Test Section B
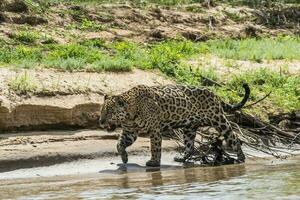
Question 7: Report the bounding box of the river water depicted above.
[0,153,299,200]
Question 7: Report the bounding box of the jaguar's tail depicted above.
[222,83,250,112]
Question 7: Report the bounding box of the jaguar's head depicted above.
[99,94,128,132]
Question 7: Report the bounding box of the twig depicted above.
[200,75,223,87]
[288,132,300,147]
[243,92,272,108]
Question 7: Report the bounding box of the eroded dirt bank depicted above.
[0,69,172,132]
[0,0,299,43]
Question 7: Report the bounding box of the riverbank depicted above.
[0,68,172,131]
[0,146,299,199]
[0,129,179,173]
[1,128,299,174]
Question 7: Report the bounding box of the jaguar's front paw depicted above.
[146,159,160,167]
[173,155,186,163]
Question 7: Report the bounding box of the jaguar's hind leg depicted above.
[212,115,245,163]
[174,128,196,163]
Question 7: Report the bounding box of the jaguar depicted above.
[99,83,250,167]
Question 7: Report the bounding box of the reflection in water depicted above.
[0,160,300,200]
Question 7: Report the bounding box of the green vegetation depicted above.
[11,31,40,44]
[89,56,133,72]
[1,36,299,115]
[207,37,300,62]
[215,69,300,117]
[1,36,300,72]
[8,71,37,95]
[0,45,42,63]
[79,19,106,31]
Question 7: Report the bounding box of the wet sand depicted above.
[0,129,178,172]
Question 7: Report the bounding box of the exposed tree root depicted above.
[170,110,300,165]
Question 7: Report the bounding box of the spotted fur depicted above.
[99,84,250,166]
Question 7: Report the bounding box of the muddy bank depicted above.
[0,129,178,173]
[0,69,172,132]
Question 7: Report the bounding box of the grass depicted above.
[0,45,42,64]
[228,68,299,110]
[79,19,106,31]
[207,36,300,62]
[214,68,300,119]
[173,66,300,116]
[44,58,87,71]
[1,36,300,71]
[1,36,298,117]
[90,56,133,72]
[11,31,40,44]
[8,71,38,95]
[1,36,299,68]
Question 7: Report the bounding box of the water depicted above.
[0,155,299,200]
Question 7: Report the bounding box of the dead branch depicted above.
[200,75,223,87]
[243,92,272,108]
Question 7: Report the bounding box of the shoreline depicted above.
[1,129,299,177]
[0,129,178,173]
